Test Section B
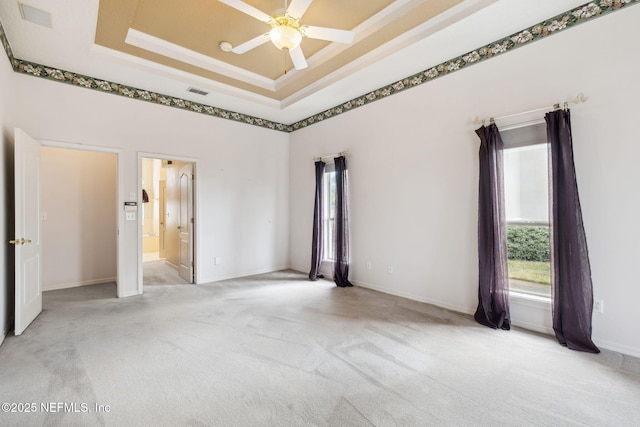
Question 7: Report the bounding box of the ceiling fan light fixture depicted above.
[220,0,354,71]
[269,14,303,51]
[269,25,302,50]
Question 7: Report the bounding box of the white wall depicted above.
[40,147,117,290]
[3,0,637,359]
[0,45,15,344]
[15,74,290,296]
[290,7,640,357]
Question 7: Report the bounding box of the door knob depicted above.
[9,238,31,245]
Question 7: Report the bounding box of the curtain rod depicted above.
[314,150,349,162]
[472,92,589,126]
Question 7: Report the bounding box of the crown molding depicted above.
[124,28,277,92]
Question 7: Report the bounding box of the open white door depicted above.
[159,180,167,259]
[12,129,42,335]
[178,163,193,283]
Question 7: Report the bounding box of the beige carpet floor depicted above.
[1,270,639,426]
[143,260,190,286]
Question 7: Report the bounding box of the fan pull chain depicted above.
[284,51,287,75]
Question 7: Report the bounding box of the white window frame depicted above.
[502,121,551,300]
[322,162,336,262]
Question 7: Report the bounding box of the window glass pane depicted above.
[504,144,549,224]
[506,225,551,298]
[323,171,336,261]
[503,131,551,298]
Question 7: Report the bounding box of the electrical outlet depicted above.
[387,265,393,274]
[593,300,604,313]
[366,261,372,270]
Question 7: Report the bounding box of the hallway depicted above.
[143,260,189,286]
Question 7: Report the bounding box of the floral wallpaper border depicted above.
[289,0,638,131]
[0,22,292,133]
[0,0,637,134]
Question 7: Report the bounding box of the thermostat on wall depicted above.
[124,201,137,211]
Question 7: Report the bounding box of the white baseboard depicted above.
[595,339,640,359]
[289,265,310,277]
[353,280,640,357]
[353,279,475,315]
[198,265,291,284]
[118,289,140,298]
[0,327,6,347]
[163,261,179,270]
[355,280,556,334]
[43,277,117,292]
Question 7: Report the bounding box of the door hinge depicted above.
[191,174,194,180]
[191,217,194,224]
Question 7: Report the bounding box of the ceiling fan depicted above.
[219,0,355,70]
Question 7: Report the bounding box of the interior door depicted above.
[178,164,193,283]
[159,180,166,259]
[12,128,42,335]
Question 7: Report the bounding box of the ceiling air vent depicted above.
[19,3,52,28]
[187,87,209,96]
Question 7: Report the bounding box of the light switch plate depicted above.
[125,212,136,221]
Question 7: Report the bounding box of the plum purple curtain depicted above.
[333,156,353,287]
[474,124,510,330]
[546,109,599,353]
[309,160,325,281]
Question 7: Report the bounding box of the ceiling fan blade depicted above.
[304,26,354,44]
[286,0,313,19]
[231,33,271,54]
[289,46,308,70]
[218,0,272,23]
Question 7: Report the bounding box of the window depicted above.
[502,123,551,298]
[322,163,336,261]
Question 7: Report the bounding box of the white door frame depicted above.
[177,162,194,283]
[41,140,125,297]
[138,152,198,294]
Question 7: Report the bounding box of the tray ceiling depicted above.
[95,0,463,100]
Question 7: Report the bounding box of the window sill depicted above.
[510,291,551,309]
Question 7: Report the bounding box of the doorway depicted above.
[13,128,122,335]
[140,156,195,287]
[41,146,118,293]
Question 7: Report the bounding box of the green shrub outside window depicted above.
[506,225,550,262]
